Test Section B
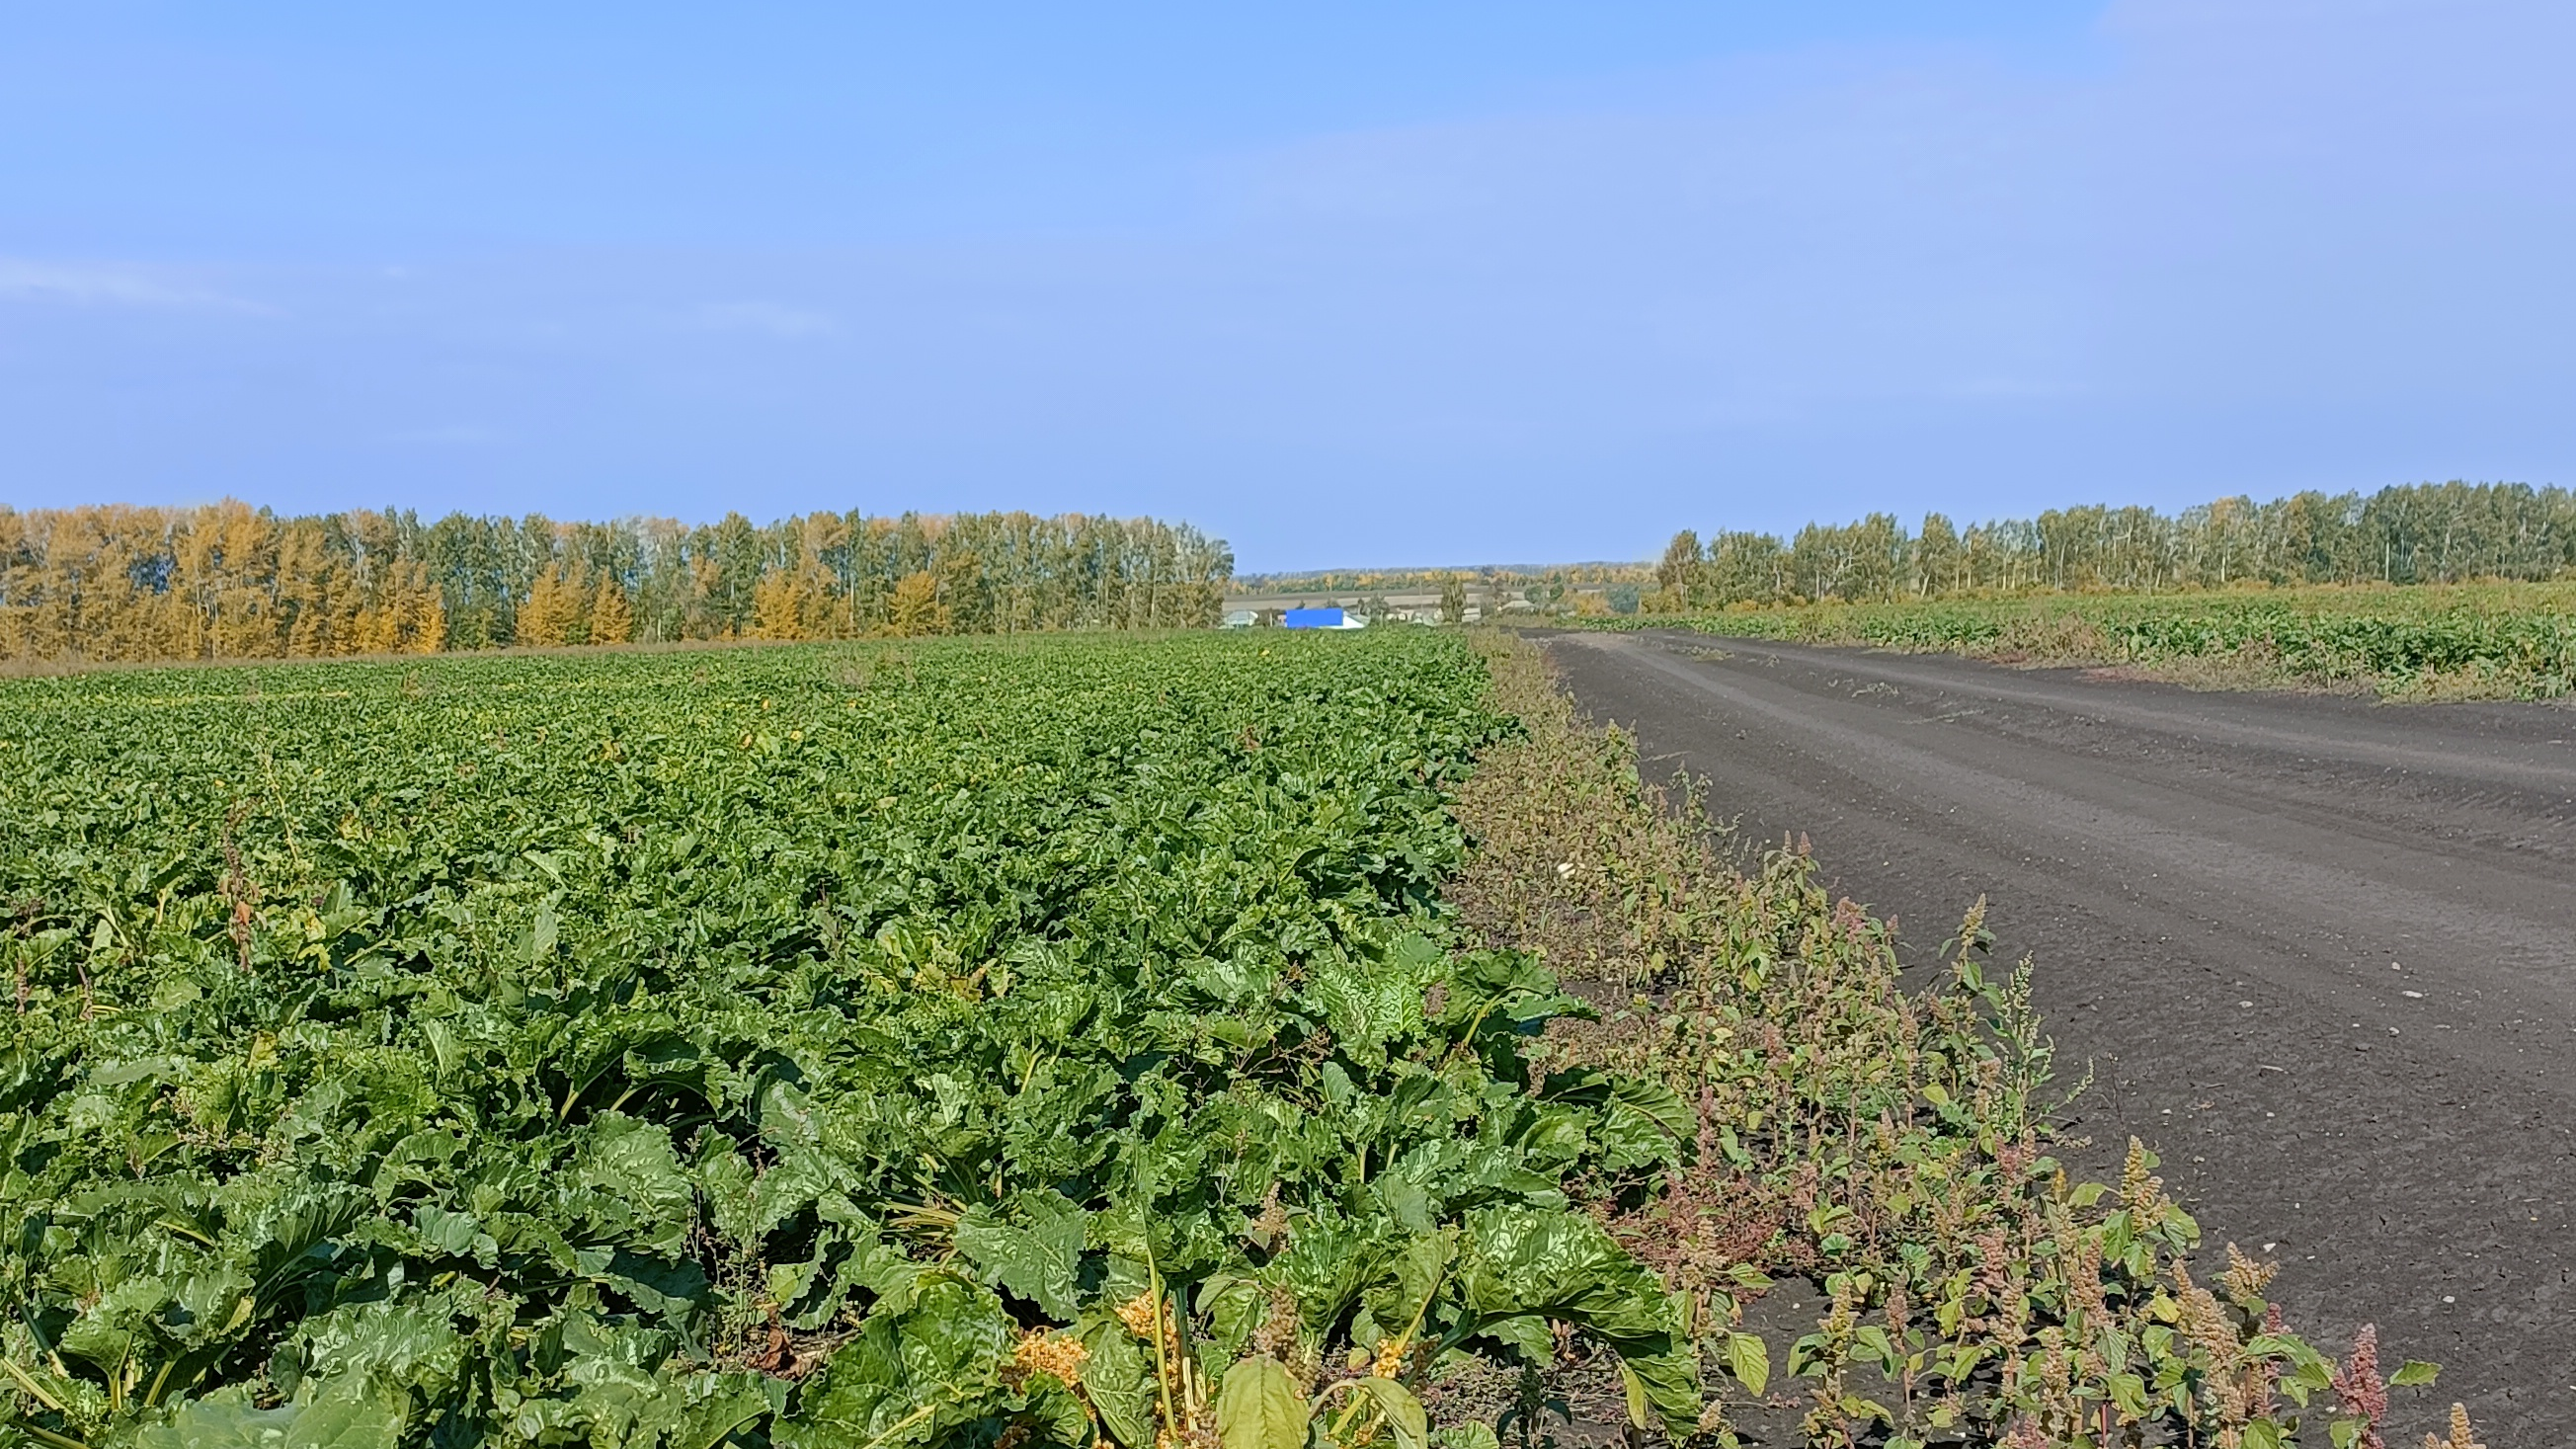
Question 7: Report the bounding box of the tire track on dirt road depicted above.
[1541,630,2576,1438]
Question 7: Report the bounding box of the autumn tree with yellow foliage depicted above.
[516,563,587,649]
[589,577,633,645]
[886,570,948,636]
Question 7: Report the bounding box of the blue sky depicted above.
[2,2,2568,571]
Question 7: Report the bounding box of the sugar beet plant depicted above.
[0,634,1698,1449]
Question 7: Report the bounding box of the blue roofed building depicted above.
[1282,606,1365,629]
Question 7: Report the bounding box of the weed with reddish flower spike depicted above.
[2333,1325,2389,1449]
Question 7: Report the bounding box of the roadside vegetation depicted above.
[0,631,2471,1447]
[1446,636,2467,1445]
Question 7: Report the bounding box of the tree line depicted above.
[0,502,1234,664]
[1655,481,2576,609]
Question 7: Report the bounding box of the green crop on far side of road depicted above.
[1578,582,2576,699]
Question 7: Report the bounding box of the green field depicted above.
[1591,583,2576,699]
[0,633,2427,1448]
[4,634,1682,1447]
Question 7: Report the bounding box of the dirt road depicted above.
[1541,630,2576,1436]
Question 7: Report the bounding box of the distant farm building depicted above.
[1282,607,1366,629]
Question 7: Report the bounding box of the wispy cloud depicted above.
[0,258,268,313]
[693,300,837,338]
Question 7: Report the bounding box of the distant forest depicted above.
[0,503,1232,665]
[1656,481,2576,609]
[1232,561,1652,595]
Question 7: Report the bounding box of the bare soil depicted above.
[1538,629,2576,1440]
